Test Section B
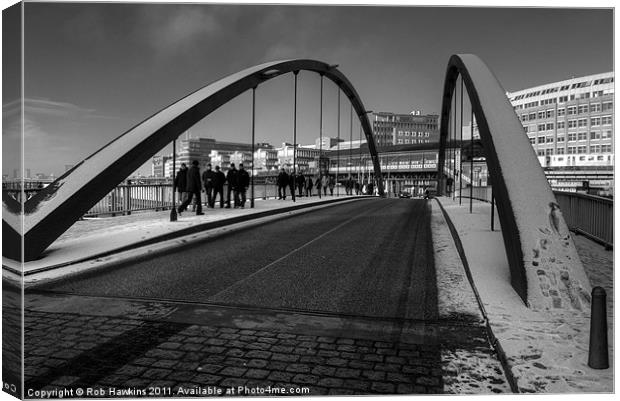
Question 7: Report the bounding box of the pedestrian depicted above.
[288,171,296,200]
[328,175,335,196]
[173,163,189,206]
[213,165,226,208]
[305,175,313,197]
[178,160,204,216]
[202,163,215,208]
[322,174,329,196]
[226,163,238,208]
[237,163,250,208]
[296,174,306,197]
[346,176,353,195]
[315,175,322,198]
[277,168,289,200]
[354,181,360,195]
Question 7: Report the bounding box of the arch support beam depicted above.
[3,59,383,262]
[438,54,591,311]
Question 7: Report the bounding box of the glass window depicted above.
[601,115,612,125]
[568,133,577,141]
[557,121,565,129]
[567,106,577,115]
[590,103,601,112]
[538,124,546,131]
[577,132,587,141]
[557,108,565,116]
[546,123,554,130]
[578,105,588,114]
[602,101,613,112]
[557,135,565,142]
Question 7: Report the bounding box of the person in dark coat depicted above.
[237,163,250,208]
[225,163,238,208]
[305,176,313,197]
[213,165,226,208]
[202,163,216,208]
[277,168,289,200]
[315,175,322,198]
[178,160,204,215]
[288,172,296,200]
[296,174,306,197]
[174,163,189,205]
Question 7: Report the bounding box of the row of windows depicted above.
[397,131,431,137]
[397,139,431,144]
[527,115,612,131]
[520,102,613,121]
[513,90,613,110]
[530,130,612,144]
[535,145,612,156]
[512,77,613,101]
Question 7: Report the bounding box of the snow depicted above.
[457,54,592,311]
[438,196,613,393]
[430,202,483,322]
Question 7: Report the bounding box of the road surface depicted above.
[38,198,437,320]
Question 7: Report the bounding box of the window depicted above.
[601,145,612,153]
[567,146,577,154]
[577,132,587,141]
[601,115,612,125]
[590,145,601,153]
[590,117,601,126]
[529,137,536,144]
[529,112,536,120]
[537,150,545,156]
[521,114,528,121]
[523,126,529,133]
[546,136,554,143]
[545,149,554,155]
[537,136,545,144]
[590,103,601,112]
[546,110,554,118]
[568,120,578,128]
[557,135,565,143]
[602,101,613,112]
[567,106,577,115]
[546,123,554,130]
[577,146,587,154]
[556,148,565,155]
[601,130,612,139]
[538,124,546,131]
[557,121,565,129]
[538,111,545,119]
[578,105,588,114]
[557,108,565,117]
[558,95,568,103]
[567,133,577,142]
[577,119,588,127]
[590,131,601,140]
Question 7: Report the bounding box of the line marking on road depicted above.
[210,200,392,299]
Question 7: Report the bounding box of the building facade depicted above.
[506,72,614,193]
[372,111,439,147]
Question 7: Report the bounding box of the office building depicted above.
[372,111,439,147]
[507,72,614,193]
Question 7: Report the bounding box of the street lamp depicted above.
[170,138,177,222]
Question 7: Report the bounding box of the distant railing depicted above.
[553,191,613,249]
[2,177,337,217]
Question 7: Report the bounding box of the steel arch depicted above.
[3,59,384,262]
[437,54,591,310]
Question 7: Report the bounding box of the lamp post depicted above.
[170,138,177,221]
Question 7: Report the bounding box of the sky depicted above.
[1,1,614,177]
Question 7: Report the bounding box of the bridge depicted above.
[3,55,613,396]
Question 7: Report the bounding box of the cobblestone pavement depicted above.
[20,295,510,397]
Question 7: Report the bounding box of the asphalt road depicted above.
[37,198,438,320]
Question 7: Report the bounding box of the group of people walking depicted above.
[174,161,249,215]
[174,162,369,217]
[276,168,338,199]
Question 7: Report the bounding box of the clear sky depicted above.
[3,1,614,177]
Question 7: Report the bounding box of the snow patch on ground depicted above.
[430,201,483,322]
[439,196,613,393]
[442,347,511,394]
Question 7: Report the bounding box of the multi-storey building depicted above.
[372,111,439,147]
[507,72,614,193]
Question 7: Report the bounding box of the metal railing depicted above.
[554,191,613,249]
[2,178,342,217]
[456,185,613,249]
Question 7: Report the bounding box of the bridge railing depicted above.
[553,191,613,249]
[456,185,613,249]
